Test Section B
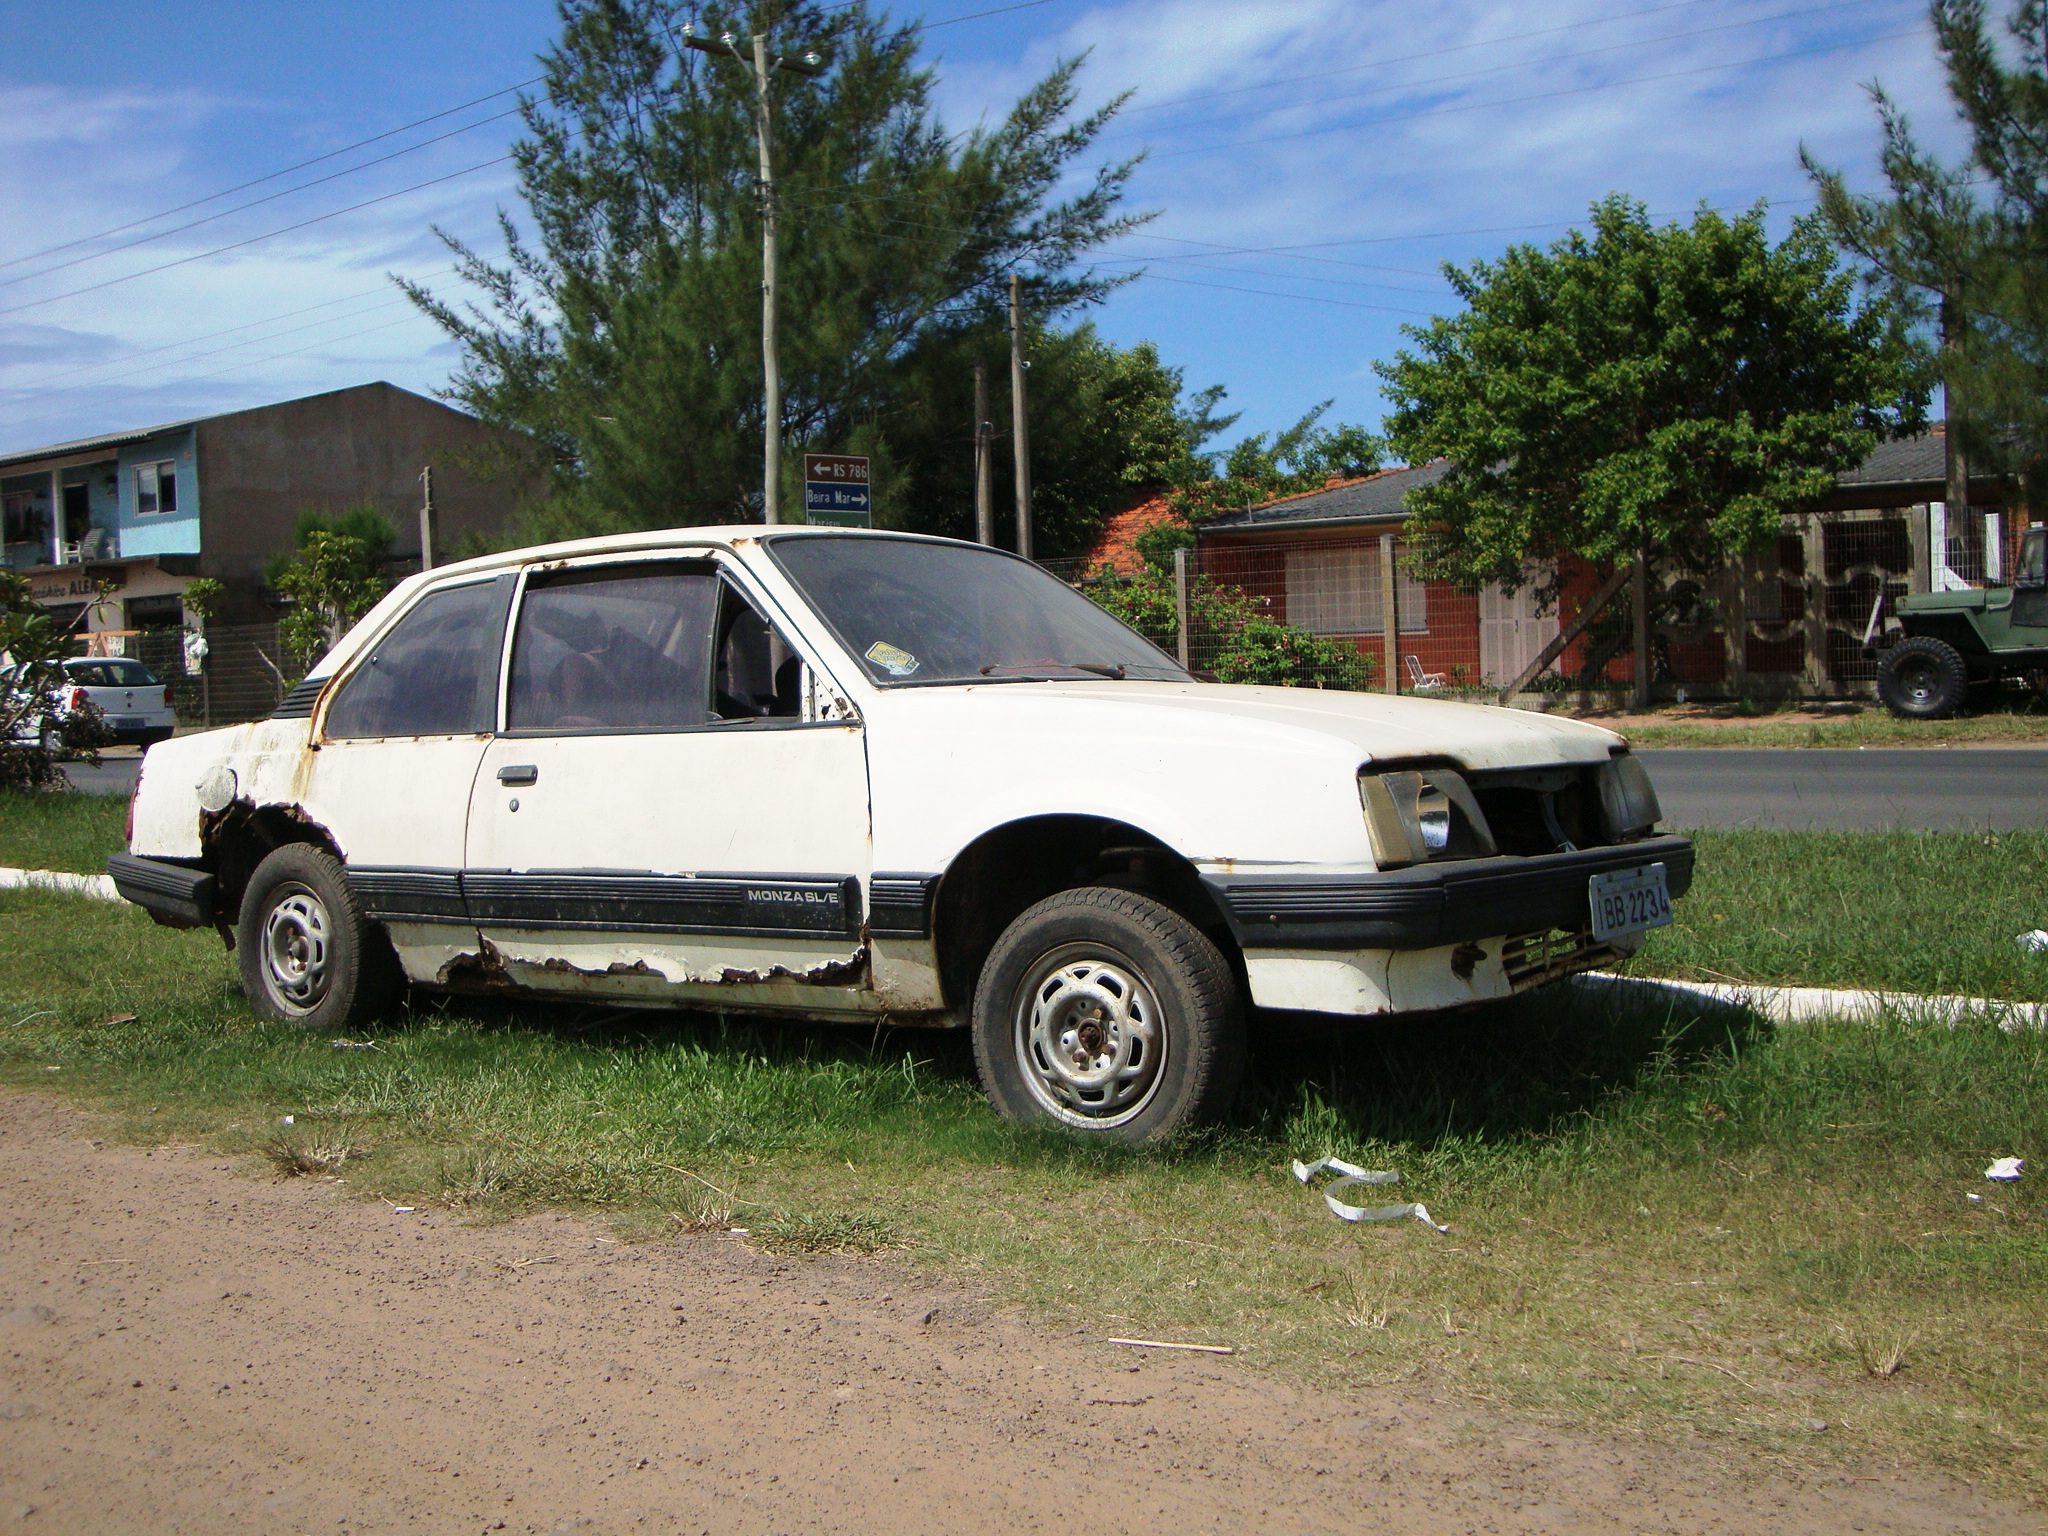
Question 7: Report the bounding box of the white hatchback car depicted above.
[111,527,1691,1140]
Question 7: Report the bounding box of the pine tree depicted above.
[1804,0,2048,498]
[401,0,1154,549]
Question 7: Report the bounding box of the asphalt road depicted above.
[55,746,2048,832]
[1640,747,2048,831]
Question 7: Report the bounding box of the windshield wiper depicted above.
[976,661,1127,680]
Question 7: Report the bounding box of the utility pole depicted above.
[417,465,436,571]
[973,358,994,546]
[680,21,822,524]
[1009,274,1033,560]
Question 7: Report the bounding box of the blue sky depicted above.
[0,0,1965,461]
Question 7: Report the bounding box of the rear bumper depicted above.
[107,852,216,929]
[1203,835,1695,952]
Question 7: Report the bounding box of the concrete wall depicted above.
[194,381,540,617]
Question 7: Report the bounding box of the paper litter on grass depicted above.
[1985,1157,2025,1182]
[1292,1156,1447,1233]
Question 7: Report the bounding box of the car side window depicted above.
[711,580,804,722]
[324,579,507,740]
[507,562,721,732]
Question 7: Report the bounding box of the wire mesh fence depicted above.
[1044,510,2042,702]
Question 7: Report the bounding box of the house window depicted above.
[1283,544,1427,634]
[135,461,178,517]
[2,487,42,546]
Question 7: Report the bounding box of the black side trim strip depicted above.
[107,853,216,929]
[346,868,470,925]
[463,871,864,939]
[1206,836,1695,951]
[868,873,939,939]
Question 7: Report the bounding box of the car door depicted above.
[463,552,876,1011]
[297,574,513,982]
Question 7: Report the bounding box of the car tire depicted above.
[971,887,1244,1143]
[1877,635,1969,719]
[236,843,398,1030]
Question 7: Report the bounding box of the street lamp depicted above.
[680,19,824,525]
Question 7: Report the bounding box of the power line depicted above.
[1132,272,1437,315]
[0,78,545,274]
[0,109,524,291]
[1120,0,1888,121]
[3,268,459,391]
[1146,26,1921,164]
[0,157,510,320]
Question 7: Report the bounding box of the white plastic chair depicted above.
[1405,654,1446,691]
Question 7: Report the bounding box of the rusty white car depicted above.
[110,527,1692,1141]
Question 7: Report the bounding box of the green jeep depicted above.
[1876,523,2048,718]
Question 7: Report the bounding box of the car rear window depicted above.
[67,659,160,687]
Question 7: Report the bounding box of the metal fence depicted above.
[1041,537,1560,699]
[1046,510,2043,703]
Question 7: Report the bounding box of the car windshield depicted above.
[769,534,1190,687]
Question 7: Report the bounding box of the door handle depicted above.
[497,764,539,786]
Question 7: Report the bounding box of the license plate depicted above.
[110,716,143,729]
[1589,863,1673,943]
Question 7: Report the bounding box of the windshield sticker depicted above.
[865,641,920,678]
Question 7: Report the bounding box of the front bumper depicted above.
[1202,834,1695,951]
[107,852,216,929]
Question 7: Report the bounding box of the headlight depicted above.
[1597,752,1662,840]
[1359,767,1495,868]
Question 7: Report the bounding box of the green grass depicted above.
[1624,829,2048,1000]
[0,788,129,874]
[2,881,2043,1501]
[1597,699,2048,749]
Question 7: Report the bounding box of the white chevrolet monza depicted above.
[112,527,1691,1141]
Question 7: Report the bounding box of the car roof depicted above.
[412,524,972,588]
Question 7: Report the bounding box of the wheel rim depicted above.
[1012,942,1166,1129]
[1898,656,1940,706]
[261,882,332,1014]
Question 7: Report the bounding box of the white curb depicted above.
[0,866,120,902]
[1578,971,2046,1032]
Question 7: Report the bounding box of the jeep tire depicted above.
[1877,635,1969,719]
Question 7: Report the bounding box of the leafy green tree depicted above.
[1376,196,1924,604]
[1167,403,1379,522]
[883,324,1237,555]
[270,507,396,668]
[403,0,1149,544]
[1803,0,2048,499]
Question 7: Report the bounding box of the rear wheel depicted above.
[971,887,1244,1143]
[1877,635,1969,719]
[236,844,397,1030]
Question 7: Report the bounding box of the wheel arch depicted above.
[200,799,347,932]
[927,813,1239,1013]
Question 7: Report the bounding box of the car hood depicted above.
[871,679,1622,770]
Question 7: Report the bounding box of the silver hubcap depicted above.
[262,884,331,1013]
[1014,945,1165,1128]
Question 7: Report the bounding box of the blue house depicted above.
[3,381,538,641]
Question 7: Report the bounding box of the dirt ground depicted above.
[0,1089,2032,1536]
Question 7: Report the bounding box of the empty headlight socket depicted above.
[1358,760,1498,868]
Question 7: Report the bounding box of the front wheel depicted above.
[236,843,397,1030]
[1877,635,1969,719]
[971,887,1244,1143]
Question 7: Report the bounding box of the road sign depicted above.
[803,452,871,527]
